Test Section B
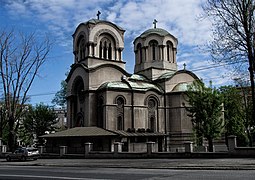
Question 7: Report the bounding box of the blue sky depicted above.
[0,0,234,105]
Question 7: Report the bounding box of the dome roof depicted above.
[140,28,171,38]
[172,82,192,92]
[98,80,163,93]
[86,19,124,31]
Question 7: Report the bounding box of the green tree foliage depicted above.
[19,104,57,146]
[52,78,67,108]
[219,86,248,146]
[185,80,224,152]
[203,0,255,124]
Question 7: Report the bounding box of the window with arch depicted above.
[99,34,115,60]
[136,43,142,64]
[108,43,112,59]
[99,41,102,58]
[116,96,125,130]
[103,41,107,59]
[166,41,173,62]
[147,97,158,132]
[75,111,84,127]
[71,77,85,127]
[97,97,104,128]
[149,40,158,61]
[77,36,86,61]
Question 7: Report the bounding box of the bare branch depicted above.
[0,28,53,151]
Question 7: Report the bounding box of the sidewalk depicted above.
[1,158,255,170]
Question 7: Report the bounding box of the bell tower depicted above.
[72,17,125,69]
[134,20,178,80]
[67,17,127,128]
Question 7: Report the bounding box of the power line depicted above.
[27,59,246,99]
[28,92,57,97]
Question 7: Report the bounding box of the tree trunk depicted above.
[8,116,16,152]
[208,138,214,152]
[197,133,203,146]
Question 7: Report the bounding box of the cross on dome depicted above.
[153,19,158,28]
[97,11,101,20]
[183,63,187,70]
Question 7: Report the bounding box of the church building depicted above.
[43,17,199,153]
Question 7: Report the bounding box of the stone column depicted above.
[147,141,155,154]
[119,49,123,61]
[0,138,2,153]
[228,135,237,153]
[184,142,193,153]
[2,145,6,153]
[173,48,177,63]
[161,45,165,61]
[114,142,123,155]
[106,47,108,60]
[89,43,93,56]
[38,146,45,154]
[59,146,67,156]
[158,46,162,61]
[85,142,93,156]
[145,47,148,62]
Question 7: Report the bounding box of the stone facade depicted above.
[64,18,199,152]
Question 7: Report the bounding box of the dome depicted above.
[98,80,163,93]
[172,82,192,92]
[139,28,171,38]
[86,19,125,31]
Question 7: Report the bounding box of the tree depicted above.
[203,0,255,125]
[185,80,224,152]
[0,29,52,151]
[219,86,248,146]
[51,79,67,108]
[19,103,57,146]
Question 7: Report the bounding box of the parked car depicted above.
[6,147,40,161]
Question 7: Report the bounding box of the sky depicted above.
[0,0,235,106]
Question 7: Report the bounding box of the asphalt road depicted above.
[1,158,255,170]
[0,166,255,180]
[1,158,255,179]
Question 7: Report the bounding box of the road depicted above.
[0,166,255,180]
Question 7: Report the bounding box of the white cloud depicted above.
[3,0,229,85]
[4,0,212,47]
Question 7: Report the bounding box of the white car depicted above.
[6,147,40,161]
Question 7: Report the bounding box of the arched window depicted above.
[99,42,102,58]
[117,116,123,130]
[72,77,85,127]
[108,43,112,59]
[103,41,107,59]
[77,38,86,61]
[166,41,173,62]
[149,40,158,61]
[76,112,84,127]
[116,96,125,130]
[136,43,142,64]
[147,97,158,132]
[98,34,115,60]
[150,116,155,132]
[97,97,104,128]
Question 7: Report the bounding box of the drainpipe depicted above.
[156,82,167,152]
[163,90,167,152]
[122,76,134,129]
